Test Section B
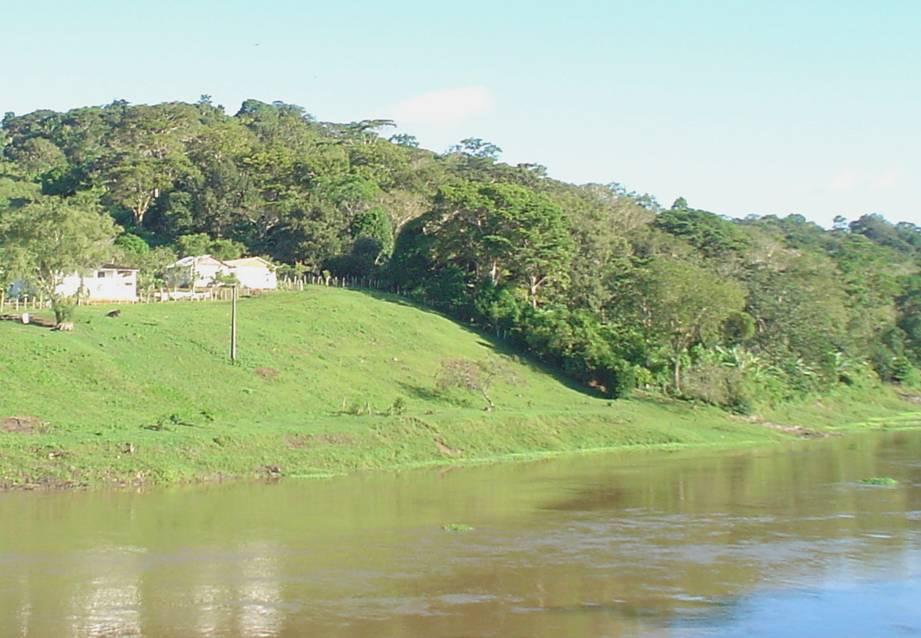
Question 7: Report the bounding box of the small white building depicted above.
[165,255,232,289]
[9,265,139,302]
[65,265,139,302]
[166,255,278,290]
[224,257,278,290]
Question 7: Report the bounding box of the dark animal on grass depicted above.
[106,309,121,318]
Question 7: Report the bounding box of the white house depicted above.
[8,265,139,302]
[166,255,278,291]
[224,257,278,290]
[165,255,232,289]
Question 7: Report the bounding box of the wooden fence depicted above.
[0,293,51,314]
[0,275,401,316]
[278,274,398,294]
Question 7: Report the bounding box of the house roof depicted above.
[171,255,230,268]
[99,264,139,272]
[224,257,276,270]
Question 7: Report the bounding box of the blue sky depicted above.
[2,0,919,225]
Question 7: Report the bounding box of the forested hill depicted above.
[1,98,920,412]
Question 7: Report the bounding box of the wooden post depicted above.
[230,285,238,363]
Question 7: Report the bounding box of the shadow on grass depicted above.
[397,382,475,408]
[355,289,610,402]
[629,389,695,413]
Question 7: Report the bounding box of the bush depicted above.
[51,298,76,325]
[435,358,504,410]
[210,238,246,261]
[114,233,150,257]
[601,360,637,399]
[723,311,755,344]
[681,362,753,414]
[892,357,921,387]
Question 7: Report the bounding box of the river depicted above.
[1,430,919,637]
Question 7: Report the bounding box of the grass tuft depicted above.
[859,476,898,486]
[442,523,475,533]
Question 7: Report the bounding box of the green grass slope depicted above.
[0,288,918,488]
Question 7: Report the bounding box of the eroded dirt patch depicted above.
[435,438,463,457]
[254,367,279,381]
[897,392,921,405]
[738,415,829,438]
[1,416,48,434]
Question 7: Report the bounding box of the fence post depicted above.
[230,285,238,363]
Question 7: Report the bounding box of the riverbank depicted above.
[1,288,919,490]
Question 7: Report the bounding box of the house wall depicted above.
[58,270,138,302]
[234,266,277,290]
[92,270,138,301]
[7,270,138,302]
[165,257,277,290]
[191,264,227,288]
[167,263,229,288]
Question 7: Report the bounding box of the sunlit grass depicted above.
[1,288,918,489]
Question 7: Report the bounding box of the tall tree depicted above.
[0,196,115,325]
[628,258,746,392]
[426,181,573,306]
[96,104,200,227]
[745,253,851,382]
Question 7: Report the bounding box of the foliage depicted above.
[746,254,851,384]
[2,99,920,407]
[423,181,573,307]
[209,238,246,261]
[175,233,245,260]
[655,199,750,258]
[436,357,507,410]
[618,258,746,392]
[859,477,898,486]
[680,362,751,414]
[0,195,115,325]
[442,523,475,533]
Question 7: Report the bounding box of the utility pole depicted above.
[230,285,238,363]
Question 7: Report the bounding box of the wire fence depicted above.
[278,274,399,294]
[1,274,401,318]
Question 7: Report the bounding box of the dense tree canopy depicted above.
[1,98,919,408]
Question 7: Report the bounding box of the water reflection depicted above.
[71,547,144,637]
[0,431,919,637]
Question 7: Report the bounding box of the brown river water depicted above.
[1,430,920,637]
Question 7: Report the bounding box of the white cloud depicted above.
[390,86,495,127]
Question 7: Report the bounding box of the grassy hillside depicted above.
[0,288,918,489]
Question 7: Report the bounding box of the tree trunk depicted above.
[673,358,681,394]
[528,274,543,309]
[132,190,155,227]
